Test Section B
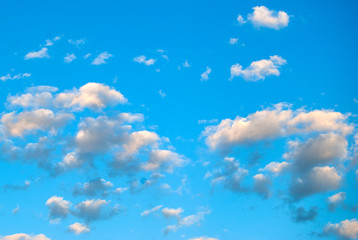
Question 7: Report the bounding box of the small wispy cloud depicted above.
[200,67,212,81]
[64,53,77,63]
[133,55,156,66]
[24,47,49,60]
[68,39,85,47]
[229,38,239,45]
[91,51,113,65]
[159,90,166,98]
[43,35,62,47]
[0,73,31,82]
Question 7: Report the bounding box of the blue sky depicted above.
[1,0,358,240]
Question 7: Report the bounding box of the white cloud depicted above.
[0,233,50,240]
[25,47,49,60]
[64,53,76,63]
[229,38,239,45]
[183,60,191,68]
[68,222,90,235]
[0,73,31,82]
[164,210,210,234]
[1,109,74,137]
[91,51,113,65]
[247,6,290,30]
[162,207,183,219]
[201,67,212,81]
[55,82,127,110]
[253,174,272,199]
[324,219,358,239]
[203,104,353,151]
[190,237,218,240]
[259,161,289,175]
[46,196,71,220]
[141,205,163,217]
[159,89,166,98]
[328,192,346,211]
[142,150,187,173]
[290,166,342,200]
[230,55,286,81]
[68,39,85,47]
[237,15,246,25]
[133,55,156,66]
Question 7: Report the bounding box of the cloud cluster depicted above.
[0,234,50,240]
[324,219,358,239]
[133,55,156,66]
[68,222,90,235]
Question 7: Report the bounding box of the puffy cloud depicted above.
[24,47,49,59]
[1,109,74,137]
[73,178,113,197]
[7,87,57,109]
[324,219,358,239]
[259,161,289,175]
[285,133,347,173]
[200,67,212,81]
[133,55,156,66]
[46,196,71,220]
[0,73,31,82]
[162,207,183,219]
[203,104,353,151]
[328,192,346,211]
[55,82,127,110]
[230,55,286,81]
[291,206,318,222]
[74,199,119,222]
[247,6,290,30]
[0,234,50,240]
[205,157,248,192]
[290,166,342,200]
[68,222,90,235]
[142,150,187,173]
[64,53,76,63]
[253,174,272,199]
[141,205,163,217]
[91,51,113,65]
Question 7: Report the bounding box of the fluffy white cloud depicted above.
[68,222,90,235]
[324,219,358,239]
[142,150,187,173]
[259,161,289,175]
[7,86,57,108]
[162,207,183,219]
[164,210,210,234]
[0,73,31,82]
[46,196,71,219]
[64,53,76,63]
[237,15,246,25]
[133,55,156,66]
[55,82,127,110]
[203,104,353,151]
[1,109,74,137]
[201,67,212,81]
[0,234,50,240]
[247,6,290,30]
[91,51,113,65]
[230,55,286,81]
[25,47,49,59]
